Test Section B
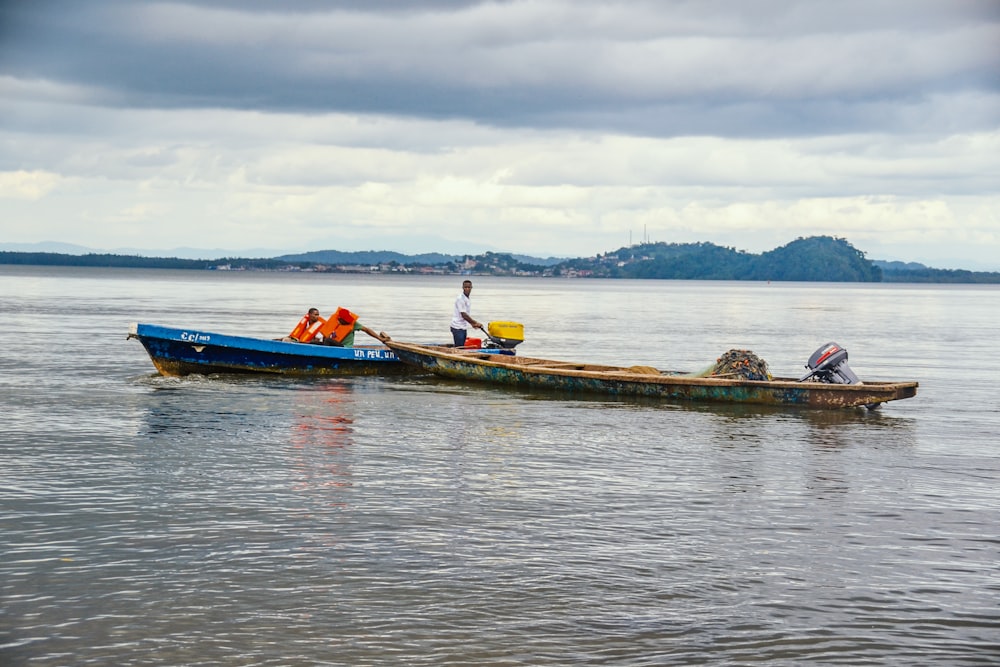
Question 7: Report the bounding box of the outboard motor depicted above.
[800,342,860,384]
[484,321,524,349]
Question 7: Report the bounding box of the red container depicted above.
[464,337,482,348]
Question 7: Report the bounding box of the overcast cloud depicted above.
[1,0,998,267]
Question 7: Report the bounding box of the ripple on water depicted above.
[3,275,999,665]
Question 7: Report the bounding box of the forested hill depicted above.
[553,237,1000,282]
[2,236,999,283]
[559,236,883,281]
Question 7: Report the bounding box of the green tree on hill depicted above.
[553,237,880,281]
[751,236,881,282]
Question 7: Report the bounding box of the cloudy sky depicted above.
[1,1,998,268]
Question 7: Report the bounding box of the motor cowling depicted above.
[800,342,860,384]
[484,321,524,349]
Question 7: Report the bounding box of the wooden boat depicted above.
[380,339,919,410]
[128,322,415,377]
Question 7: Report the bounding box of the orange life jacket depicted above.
[288,314,326,342]
[316,307,358,345]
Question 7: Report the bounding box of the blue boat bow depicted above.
[128,322,411,376]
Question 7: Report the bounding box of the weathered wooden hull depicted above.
[384,341,918,409]
[128,323,414,377]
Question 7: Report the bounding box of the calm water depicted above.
[1,266,998,666]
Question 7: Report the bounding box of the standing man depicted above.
[450,279,482,346]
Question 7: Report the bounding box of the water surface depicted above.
[2,266,998,665]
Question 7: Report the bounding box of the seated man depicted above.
[316,307,380,347]
[283,308,325,342]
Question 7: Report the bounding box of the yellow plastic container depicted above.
[488,321,524,345]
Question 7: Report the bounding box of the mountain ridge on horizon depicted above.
[0,240,996,274]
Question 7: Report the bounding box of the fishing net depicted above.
[626,365,662,375]
[705,349,772,381]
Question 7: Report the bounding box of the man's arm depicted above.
[359,324,381,341]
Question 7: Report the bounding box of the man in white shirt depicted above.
[450,279,482,346]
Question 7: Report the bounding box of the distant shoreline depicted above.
[3,244,999,284]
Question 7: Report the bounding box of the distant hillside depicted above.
[0,242,95,255]
[277,250,458,265]
[868,259,1000,283]
[277,249,564,267]
[0,251,285,270]
[557,236,883,282]
[880,266,1000,283]
[3,238,999,283]
[873,260,928,272]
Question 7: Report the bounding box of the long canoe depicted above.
[128,322,413,377]
[381,340,918,410]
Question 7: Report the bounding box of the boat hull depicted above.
[385,341,918,409]
[128,323,414,377]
